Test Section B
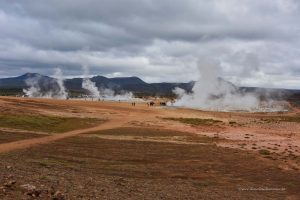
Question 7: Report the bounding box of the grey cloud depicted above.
[0,0,300,88]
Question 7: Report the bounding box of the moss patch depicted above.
[259,149,271,155]
[163,117,222,126]
[0,114,104,133]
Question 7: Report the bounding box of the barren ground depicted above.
[0,96,299,199]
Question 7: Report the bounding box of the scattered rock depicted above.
[20,183,36,191]
[49,186,55,195]
[0,186,6,193]
[20,184,41,197]
[5,166,12,170]
[4,180,16,188]
[52,190,65,200]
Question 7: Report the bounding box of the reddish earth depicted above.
[0,96,299,199]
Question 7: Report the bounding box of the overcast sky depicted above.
[0,0,300,89]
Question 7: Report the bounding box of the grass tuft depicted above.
[0,114,103,133]
[259,149,271,155]
[163,117,222,126]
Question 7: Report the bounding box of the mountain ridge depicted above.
[0,73,194,96]
[0,73,299,99]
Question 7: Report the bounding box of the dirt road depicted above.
[0,97,299,199]
[0,96,299,169]
[0,116,128,153]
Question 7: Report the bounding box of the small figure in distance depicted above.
[160,102,166,106]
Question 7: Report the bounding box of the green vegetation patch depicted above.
[163,117,222,126]
[28,157,86,169]
[280,115,300,123]
[229,121,239,125]
[261,114,300,123]
[90,127,220,144]
[0,114,103,133]
[92,127,187,137]
[0,130,44,144]
[259,149,271,155]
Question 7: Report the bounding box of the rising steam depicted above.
[172,59,288,112]
[82,66,101,99]
[81,66,133,101]
[23,68,68,99]
[100,88,133,101]
[54,68,68,98]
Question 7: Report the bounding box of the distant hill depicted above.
[0,73,194,96]
[0,73,299,100]
[0,73,57,90]
[66,75,194,96]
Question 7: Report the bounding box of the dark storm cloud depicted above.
[0,0,300,88]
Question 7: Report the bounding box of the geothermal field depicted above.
[2,1,300,200]
[0,66,299,200]
[0,94,299,199]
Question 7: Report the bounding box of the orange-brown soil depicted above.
[0,96,299,199]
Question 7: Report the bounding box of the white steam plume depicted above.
[173,59,288,112]
[53,68,68,99]
[82,79,101,98]
[82,66,101,99]
[100,88,133,101]
[23,77,42,98]
[23,68,68,99]
[80,65,134,101]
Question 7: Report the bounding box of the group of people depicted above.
[130,101,168,107]
[147,101,155,107]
